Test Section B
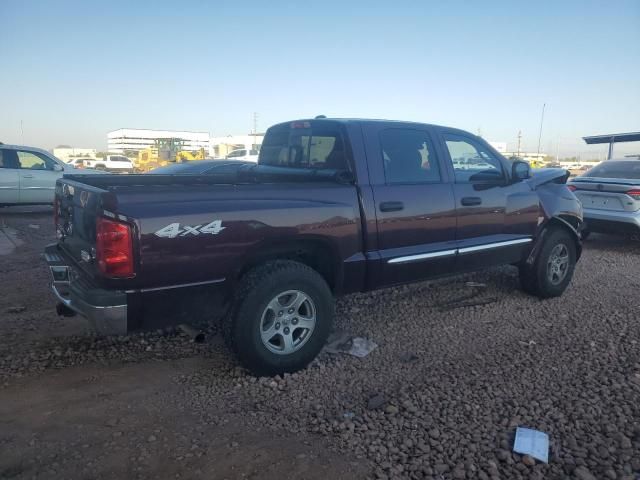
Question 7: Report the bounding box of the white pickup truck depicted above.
[83,155,135,173]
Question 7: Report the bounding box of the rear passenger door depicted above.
[363,125,457,287]
[438,131,539,271]
[0,149,21,204]
[16,150,61,204]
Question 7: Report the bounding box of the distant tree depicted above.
[55,145,72,149]
[543,155,555,163]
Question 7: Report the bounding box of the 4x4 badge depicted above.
[154,220,225,238]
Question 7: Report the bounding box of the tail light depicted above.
[96,217,134,277]
[626,189,640,200]
[567,185,577,192]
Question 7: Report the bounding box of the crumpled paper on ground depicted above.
[325,332,378,358]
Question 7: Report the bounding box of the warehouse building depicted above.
[107,129,210,155]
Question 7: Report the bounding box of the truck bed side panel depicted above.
[111,183,365,292]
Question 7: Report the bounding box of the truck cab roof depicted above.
[270,117,474,137]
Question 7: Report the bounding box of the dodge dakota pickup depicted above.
[45,118,583,375]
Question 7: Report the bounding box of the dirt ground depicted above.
[1,206,640,480]
[0,207,366,480]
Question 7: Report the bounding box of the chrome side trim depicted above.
[388,249,457,264]
[458,238,532,254]
[124,277,226,294]
[387,238,533,264]
[22,186,55,190]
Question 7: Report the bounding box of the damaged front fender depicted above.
[524,169,583,264]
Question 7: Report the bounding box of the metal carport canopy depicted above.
[582,131,640,159]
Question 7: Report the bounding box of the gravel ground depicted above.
[1,206,640,480]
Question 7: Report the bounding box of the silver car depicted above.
[568,159,640,238]
[0,144,103,206]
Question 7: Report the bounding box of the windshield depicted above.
[580,161,640,179]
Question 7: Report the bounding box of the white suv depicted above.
[84,155,135,173]
[225,148,259,162]
[0,144,102,206]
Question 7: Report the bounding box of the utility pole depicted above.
[517,130,522,158]
[252,112,258,149]
[536,103,546,156]
[20,120,24,143]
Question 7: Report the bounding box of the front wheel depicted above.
[223,260,334,376]
[519,228,577,298]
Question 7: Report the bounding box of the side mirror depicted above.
[52,164,64,172]
[512,160,530,181]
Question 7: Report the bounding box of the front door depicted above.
[439,131,539,271]
[0,149,20,204]
[16,150,60,204]
[364,125,457,288]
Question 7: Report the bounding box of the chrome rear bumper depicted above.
[44,244,128,335]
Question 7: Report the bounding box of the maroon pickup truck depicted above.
[45,118,583,375]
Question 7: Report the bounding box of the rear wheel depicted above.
[223,260,334,376]
[519,228,577,298]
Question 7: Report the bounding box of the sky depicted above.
[1,0,639,158]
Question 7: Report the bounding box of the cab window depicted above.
[444,134,504,183]
[17,151,55,170]
[260,122,349,170]
[380,129,441,184]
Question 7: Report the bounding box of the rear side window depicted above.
[0,150,20,169]
[582,161,640,179]
[380,129,441,184]
[259,122,349,170]
[112,156,131,163]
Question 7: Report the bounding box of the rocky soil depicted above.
[1,206,639,480]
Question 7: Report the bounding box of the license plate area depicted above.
[580,194,624,211]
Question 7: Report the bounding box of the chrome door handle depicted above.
[22,174,34,178]
[379,201,405,212]
[461,197,482,206]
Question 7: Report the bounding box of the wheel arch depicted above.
[526,215,582,266]
[235,236,343,294]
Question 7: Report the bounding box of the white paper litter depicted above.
[325,332,378,358]
[513,427,549,463]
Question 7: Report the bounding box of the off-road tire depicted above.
[519,227,577,298]
[223,260,334,376]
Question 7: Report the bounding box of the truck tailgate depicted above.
[55,178,112,279]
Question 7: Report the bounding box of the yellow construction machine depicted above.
[136,139,207,172]
[176,148,206,162]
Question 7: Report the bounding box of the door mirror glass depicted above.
[512,160,530,181]
[53,163,64,172]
